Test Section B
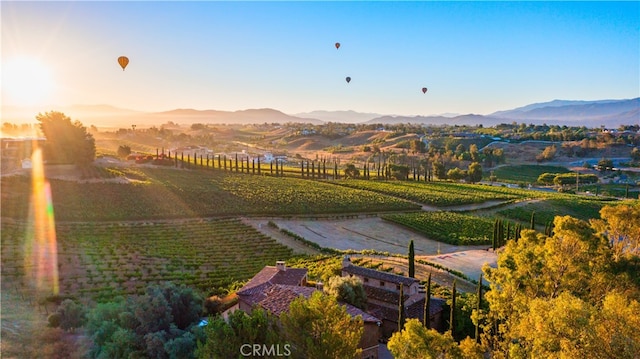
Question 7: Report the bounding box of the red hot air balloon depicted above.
[345,76,351,83]
[422,87,428,94]
[335,42,340,49]
[118,56,129,71]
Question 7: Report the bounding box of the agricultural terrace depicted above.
[330,179,533,207]
[488,164,572,184]
[0,167,419,221]
[381,211,494,245]
[1,218,296,302]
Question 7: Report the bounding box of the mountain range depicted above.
[2,98,638,129]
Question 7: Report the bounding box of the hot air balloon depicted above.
[335,42,340,49]
[345,76,351,83]
[118,56,129,71]
[422,87,428,94]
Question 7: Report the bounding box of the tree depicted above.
[424,272,432,328]
[86,283,203,359]
[467,162,483,183]
[597,157,614,171]
[536,144,556,162]
[481,213,640,358]
[433,162,447,180]
[388,319,461,359]
[55,299,87,331]
[280,291,363,359]
[197,308,282,359]
[36,111,96,166]
[530,211,536,230]
[537,173,556,185]
[447,167,466,181]
[631,147,640,162]
[449,280,457,334]
[475,275,483,343]
[389,164,410,180]
[590,202,640,260]
[344,163,360,179]
[398,284,406,332]
[408,240,415,278]
[324,275,367,310]
[117,145,131,158]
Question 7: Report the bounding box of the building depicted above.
[341,256,446,338]
[235,261,381,359]
[1,137,46,172]
[262,152,288,164]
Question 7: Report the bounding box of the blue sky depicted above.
[2,1,639,117]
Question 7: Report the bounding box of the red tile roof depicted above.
[256,284,380,323]
[239,266,307,292]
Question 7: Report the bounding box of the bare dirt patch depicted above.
[419,250,497,282]
[244,216,489,255]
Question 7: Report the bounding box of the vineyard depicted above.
[0,167,419,221]
[331,179,533,207]
[496,197,618,227]
[0,218,297,302]
[381,211,494,245]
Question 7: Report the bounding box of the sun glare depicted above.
[3,56,55,107]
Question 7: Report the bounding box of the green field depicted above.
[382,211,494,245]
[489,164,572,184]
[331,179,533,207]
[1,167,419,221]
[496,197,617,227]
[1,218,296,301]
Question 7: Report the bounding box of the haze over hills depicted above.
[489,98,640,124]
[1,98,637,129]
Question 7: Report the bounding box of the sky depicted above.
[2,1,639,118]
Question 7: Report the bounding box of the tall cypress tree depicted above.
[424,273,431,329]
[475,274,483,343]
[492,219,498,251]
[450,280,457,335]
[408,240,415,278]
[530,211,536,230]
[398,284,406,332]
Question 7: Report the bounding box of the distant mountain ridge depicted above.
[490,98,639,123]
[2,97,637,128]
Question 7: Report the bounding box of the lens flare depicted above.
[25,147,59,295]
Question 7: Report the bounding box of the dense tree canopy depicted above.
[481,205,640,358]
[36,111,95,166]
[280,291,363,359]
[324,275,367,310]
[85,282,203,359]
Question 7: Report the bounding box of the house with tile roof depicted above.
[235,260,382,359]
[341,256,446,338]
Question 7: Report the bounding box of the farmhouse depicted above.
[235,261,381,359]
[341,256,446,338]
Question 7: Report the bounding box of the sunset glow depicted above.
[3,56,54,107]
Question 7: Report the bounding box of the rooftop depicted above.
[257,284,380,323]
[342,264,420,287]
